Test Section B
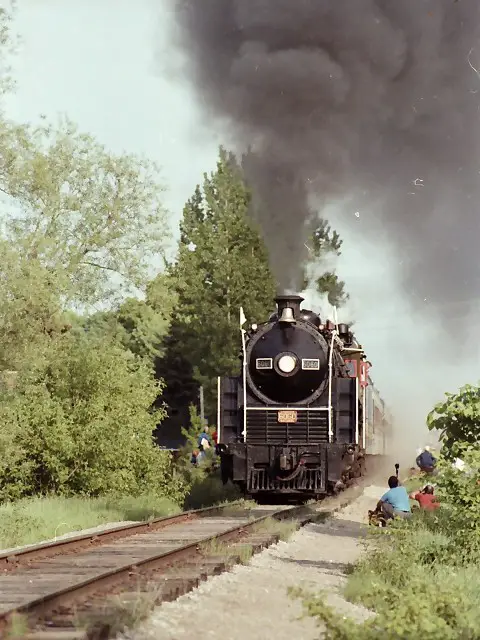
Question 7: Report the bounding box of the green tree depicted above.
[154,322,199,442]
[0,331,188,502]
[302,219,349,307]
[0,117,168,308]
[82,274,177,360]
[427,382,480,456]
[163,148,277,418]
[0,117,170,369]
[0,112,176,497]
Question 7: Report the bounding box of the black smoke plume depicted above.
[169,0,480,317]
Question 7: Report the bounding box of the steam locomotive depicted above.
[216,294,391,500]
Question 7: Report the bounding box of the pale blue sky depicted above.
[5,0,469,445]
[5,0,221,219]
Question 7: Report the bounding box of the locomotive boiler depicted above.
[216,294,388,499]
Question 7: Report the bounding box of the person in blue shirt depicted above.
[198,426,212,449]
[376,475,412,521]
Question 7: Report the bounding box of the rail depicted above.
[0,486,367,638]
[0,502,314,636]
[0,503,233,570]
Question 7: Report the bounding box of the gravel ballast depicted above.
[123,485,382,640]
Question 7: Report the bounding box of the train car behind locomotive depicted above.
[216,294,390,500]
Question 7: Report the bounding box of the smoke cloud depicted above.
[169,0,480,319]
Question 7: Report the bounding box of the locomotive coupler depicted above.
[279,448,295,471]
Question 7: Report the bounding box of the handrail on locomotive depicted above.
[216,294,391,500]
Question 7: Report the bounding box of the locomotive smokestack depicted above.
[275,294,304,320]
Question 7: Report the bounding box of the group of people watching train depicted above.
[373,445,441,524]
[375,475,440,522]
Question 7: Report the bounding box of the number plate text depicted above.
[277,410,298,423]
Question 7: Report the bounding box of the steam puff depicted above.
[171,0,480,313]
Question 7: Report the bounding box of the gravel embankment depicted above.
[122,485,382,640]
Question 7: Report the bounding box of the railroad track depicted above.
[0,486,364,639]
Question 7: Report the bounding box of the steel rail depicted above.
[0,502,314,634]
[0,502,242,570]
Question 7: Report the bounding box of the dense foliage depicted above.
[0,57,176,500]
[426,382,480,455]
[0,333,187,503]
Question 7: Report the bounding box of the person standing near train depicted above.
[198,425,212,450]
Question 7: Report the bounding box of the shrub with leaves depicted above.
[174,405,242,509]
[175,406,216,487]
[0,331,188,504]
[427,382,480,455]
[433,444,480,561]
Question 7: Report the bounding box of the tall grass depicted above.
[0,494,181,550]
[0,464,244,550]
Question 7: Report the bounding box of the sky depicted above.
[5,0,221,216]
[4,0,469,448]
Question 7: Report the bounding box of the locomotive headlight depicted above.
[277,354,297,373]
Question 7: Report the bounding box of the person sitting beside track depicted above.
[409,484,440,511]
[376,475,412,521]
[416,446,437,474]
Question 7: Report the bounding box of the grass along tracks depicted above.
[1,487,363,639]
[0,495,181,552]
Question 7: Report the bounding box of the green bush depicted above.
[427,382,480,454]
[0,332,189,505]
[433,444,480,561]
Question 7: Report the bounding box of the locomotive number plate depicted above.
[277,410,297,423]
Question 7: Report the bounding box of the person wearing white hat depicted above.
[416,446,437,474]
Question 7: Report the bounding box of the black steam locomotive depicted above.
[216,294,373,499]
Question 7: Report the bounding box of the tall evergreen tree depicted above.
[160,148,277,427]
[302,219,349,308]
